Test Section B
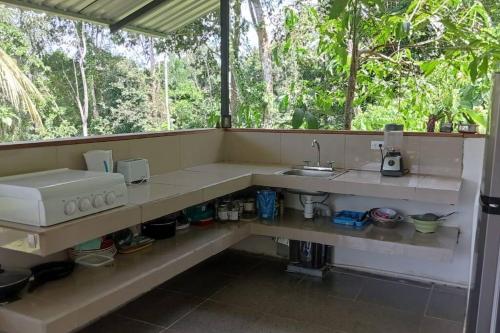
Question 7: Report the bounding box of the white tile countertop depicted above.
[0,163,462,256]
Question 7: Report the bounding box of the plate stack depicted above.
[369,208,403,229]
[69,238,117,262]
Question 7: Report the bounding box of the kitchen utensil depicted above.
[28,261,75,292]
[409,212,455,221]
[369,208,403,228]
[409,217,442,233]
[75,254,114,267]
[176,214,190,230]
[141,214,177,239]
[83,150,113,173]
[381,124,406,177]
[184,203,214,223]
[117,159,150,184]
[0,265,31,303]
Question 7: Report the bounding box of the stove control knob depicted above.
[92,194,105,208]
[105,192,116,205]
[78,197,92,212]
[64,200,77,216]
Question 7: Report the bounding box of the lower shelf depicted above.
[252,210,459,262]
[0,210,460,333]
[0,222,250,333]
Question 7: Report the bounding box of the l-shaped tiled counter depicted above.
[0,163,462,333]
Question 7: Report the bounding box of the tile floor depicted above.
[78,250,467,333]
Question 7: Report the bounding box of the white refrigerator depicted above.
[467,73,500,333]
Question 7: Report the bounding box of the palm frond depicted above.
[0,47,43,129]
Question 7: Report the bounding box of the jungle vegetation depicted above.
[0,0,498,142]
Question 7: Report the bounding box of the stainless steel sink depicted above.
[281,169,335,177]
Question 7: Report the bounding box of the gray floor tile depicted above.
[247,314,343,333]
[210,278,291,313]
[270,288,356,332]
[78,314,163,333]
[168,300,262,333]
[241,259,303,287]
[298,271,366,300]
[351,301,421,333]
[198,250,264,276]
[419,317,464,333]
[117,289,204,327]
[426,285,467,322]
[159,266,234,298]
[357,277,430,314]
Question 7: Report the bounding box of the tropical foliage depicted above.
[0,0,498,142]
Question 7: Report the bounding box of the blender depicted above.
[380,124,406,177]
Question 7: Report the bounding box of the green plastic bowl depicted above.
[410,217,440,233]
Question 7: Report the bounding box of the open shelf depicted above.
[251,210,459,262]
[0,222,250,333]
[0,208,460,333]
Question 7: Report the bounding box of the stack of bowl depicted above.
[369,208,403,229]
[69,238,117,260]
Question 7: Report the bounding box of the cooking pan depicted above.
[0,265,31,303]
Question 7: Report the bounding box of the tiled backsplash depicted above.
[224,131,464,177]
[0,129,464,178]
[0,130,224,177]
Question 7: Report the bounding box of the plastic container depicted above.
[384,124,404,152]
[333,210,368,228]
[256,190,277,220]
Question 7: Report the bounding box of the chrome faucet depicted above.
[312,139,321,167]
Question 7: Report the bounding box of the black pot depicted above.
[0,265,32,303]
[141,214,177,240]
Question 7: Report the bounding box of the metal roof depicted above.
[0,0,220,36]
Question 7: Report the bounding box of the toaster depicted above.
[117,159,150,184]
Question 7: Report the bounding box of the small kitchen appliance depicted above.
[380,124,405,177]
[0,169,128,226]
[117,159,150,184]
[83,150,113,173]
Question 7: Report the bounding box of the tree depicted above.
[69,21,90,136]
[0,47,43,129]
[248,0,275,127]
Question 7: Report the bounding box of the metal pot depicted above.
[0,265,32,303]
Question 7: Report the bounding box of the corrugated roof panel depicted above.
[0,0,220,36]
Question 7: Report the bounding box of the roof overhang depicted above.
[0,0,220,37]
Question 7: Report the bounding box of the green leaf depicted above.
[292,109,305,129]
[420,60,440,76]
[329,0,349,20]
[469,56,479,82]
[305,112,319,129]
[463,109,487,127]
[479,56,489,77]
[278,95,289,112]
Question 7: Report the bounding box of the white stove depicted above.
[0,169,128,226]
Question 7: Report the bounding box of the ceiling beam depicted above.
[109,0,171,33]
[0,0,167,37]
